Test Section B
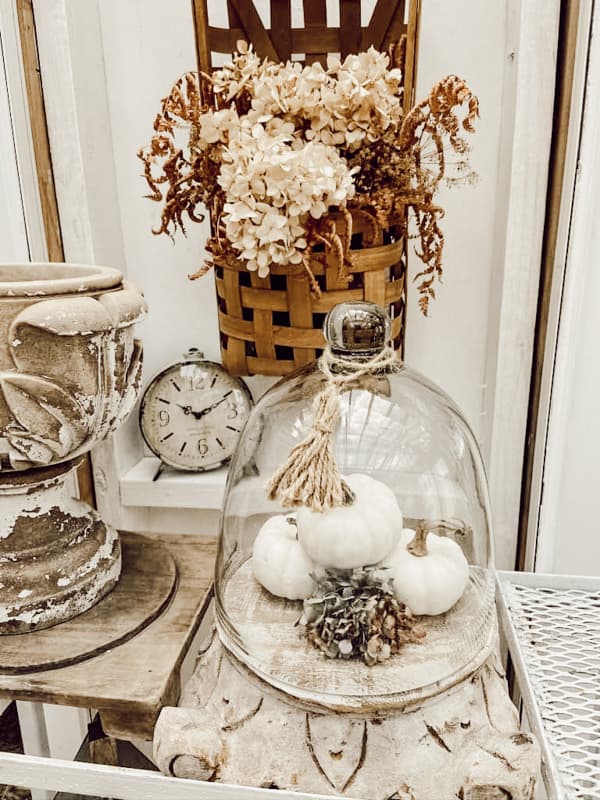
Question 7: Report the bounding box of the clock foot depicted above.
[0,458,121,634]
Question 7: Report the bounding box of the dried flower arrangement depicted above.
[140,42,478,314]
[302,567,425,665]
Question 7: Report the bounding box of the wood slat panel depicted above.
[239,285,288,310]
[219,313,257,341]
[219,313,324,347]
[272,326,325,347]
[349,240,404,271]
[215,255,326,276]
[245,356,296,375]
[222,338,247,374]
[229,0,279,60]
[302,0,326,25]
[386,2,407,45]
[192,0,212,73]
[208,26,244,53]
[361,0,404,50]
[230,280,402,312]
[312,288,364,310]
[270,0,292,61]
[221,266,247,373]
[385,276,405,302]
[207,22,413,60]
[287,274,316,368]
[340,0,361,57]
[250,272,275,358]
[403,0,420,112]
[302,0,328,63]
[363,269,387,307]
[290,27,343,53]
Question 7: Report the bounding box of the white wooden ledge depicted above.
[119,457,227,509]
[0,752,332,800]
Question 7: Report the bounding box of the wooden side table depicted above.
[0,532,216,749]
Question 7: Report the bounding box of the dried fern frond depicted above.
[138,72,218,241]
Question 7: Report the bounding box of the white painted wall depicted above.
[406,0,506,437]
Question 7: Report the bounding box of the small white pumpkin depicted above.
[252,514,316,600]
[381,523,469,616]
[296,473,402,569]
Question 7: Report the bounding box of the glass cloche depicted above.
[214,302,496,708]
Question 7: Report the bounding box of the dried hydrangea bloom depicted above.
[219,120,356,277]
[211,40,267,103]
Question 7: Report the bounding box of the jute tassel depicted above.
[267,344,399,512]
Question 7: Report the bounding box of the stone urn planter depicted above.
[0,263,146,633]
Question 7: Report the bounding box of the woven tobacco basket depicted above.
[214,209,405,376]
[193,0,415,376]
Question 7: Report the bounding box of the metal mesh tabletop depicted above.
[497,571,600,800]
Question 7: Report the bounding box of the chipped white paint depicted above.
[0,460,121,631]
[0,469,86,538]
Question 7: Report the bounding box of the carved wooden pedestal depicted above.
[154,625,539,799]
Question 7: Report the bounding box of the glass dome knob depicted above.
[324,301,392,355]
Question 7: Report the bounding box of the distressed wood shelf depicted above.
[0,532,217,741]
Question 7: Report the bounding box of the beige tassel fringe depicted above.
[266,344,399,512]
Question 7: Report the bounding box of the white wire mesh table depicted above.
[497,571,600,800]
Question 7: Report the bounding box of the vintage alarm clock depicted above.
[139,348,253,472]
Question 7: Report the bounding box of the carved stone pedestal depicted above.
[154,625,539,799]
[0,263,146,633]
[0,459,120,634]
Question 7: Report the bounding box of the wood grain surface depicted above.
[0,533,216,740]
[0,533,177,674]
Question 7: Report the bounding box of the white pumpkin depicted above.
[252,514,316,600]
[296,473,402,569]
[381,526,469,615]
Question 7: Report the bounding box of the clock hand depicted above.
[191,391,233,421]
[176,403,193,415]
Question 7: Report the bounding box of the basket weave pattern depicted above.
[215,212,405,376]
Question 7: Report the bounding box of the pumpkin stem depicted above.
[342,480,356,506]
[408,518,468,557]
[408,521,430,557]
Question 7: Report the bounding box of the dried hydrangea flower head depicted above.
[139,41,479,313]
[303,566,425,665]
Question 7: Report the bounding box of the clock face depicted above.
[140,360,253,471]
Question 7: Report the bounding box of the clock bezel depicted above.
[138,357,253,473]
